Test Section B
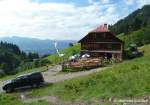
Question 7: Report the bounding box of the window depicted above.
[103,33,106,38]
[107,44,112,50]
[93,34,97,39]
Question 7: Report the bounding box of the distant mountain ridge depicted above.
[0,36,76,55]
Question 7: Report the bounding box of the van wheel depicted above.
[6,88,13,93]
[32,84,39,88]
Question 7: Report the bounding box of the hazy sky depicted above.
[0,0,149,40]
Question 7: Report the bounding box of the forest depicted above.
[0,41,49,77]
[108,5,150,50]
[109,5,150,35]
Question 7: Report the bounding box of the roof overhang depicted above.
[81,50,122,53]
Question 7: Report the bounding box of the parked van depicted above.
[3,72,44,93]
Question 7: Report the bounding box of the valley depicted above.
[0,36,75,55]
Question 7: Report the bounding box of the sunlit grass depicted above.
[27,44,150,101]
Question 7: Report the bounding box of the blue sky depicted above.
[0,0,149,40]
[32,0,91,6]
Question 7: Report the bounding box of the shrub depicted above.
[40,59,51,66]
[0,69,5,77]
[125,44,143,59]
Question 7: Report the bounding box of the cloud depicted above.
[123,0,135,5]
[123,0,150,6]
[0,0,120,40]
[88,0,94,4]
[136,0,150,7]
[0,0,149,40]
[100,0,110,4]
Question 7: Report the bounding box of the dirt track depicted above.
[42,65,110,83]
[0,65,109,93]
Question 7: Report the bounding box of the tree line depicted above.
[109,5,150,35]
[0,41,50,77]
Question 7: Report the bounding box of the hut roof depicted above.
[90,24,109,33]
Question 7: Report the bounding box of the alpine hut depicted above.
[78,24,123,61]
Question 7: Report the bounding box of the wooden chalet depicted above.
[78,24,123,61]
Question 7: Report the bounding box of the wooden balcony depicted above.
[81,50,122,53]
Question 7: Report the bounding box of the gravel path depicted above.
[0,65,110,93]
[42,65,110,83]
[20,65,110,105]
[0,65,110,105]
[22,95,94,105]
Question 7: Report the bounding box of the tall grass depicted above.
[28,44,150,101]
[0,94,22,105]
[0,94,50,105]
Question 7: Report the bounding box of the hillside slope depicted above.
[46,44,80,64]
[0,45,149,105]
[117,25,150,48]
[26,44,150,102]
[109,5,150,35]
[0,42,25,75]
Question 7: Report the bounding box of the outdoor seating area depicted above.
[63,57,102,70]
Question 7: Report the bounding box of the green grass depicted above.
[1,44,149,105]
[27,44,150,101]
[0,94,50,105]
[46,44,80,64]
[0,94,22,105]
[23,100,50,105]
[117,26,150,48]
[0,66,47,81]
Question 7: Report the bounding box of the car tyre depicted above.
[32,84,39,88]
[6,87,13,93]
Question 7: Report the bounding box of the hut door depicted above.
[106,53,112,59]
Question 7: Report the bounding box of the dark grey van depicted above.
[3,72,44,93]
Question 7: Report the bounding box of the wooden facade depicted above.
[78,24,123,61]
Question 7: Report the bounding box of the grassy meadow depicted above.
[117,25,150,48]
[0,44,149,105]
[26,44,150,101]
[0,93,50,105]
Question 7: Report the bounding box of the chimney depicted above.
[104,23,107,29]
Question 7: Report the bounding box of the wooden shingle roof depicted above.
[90,24,109,33]
[78,24,123,43]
